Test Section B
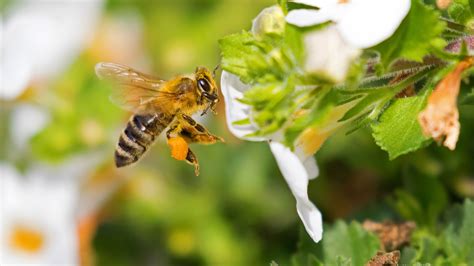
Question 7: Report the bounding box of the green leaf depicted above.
[292,221,380,266]
[443,199,474,264]
[371,90,432,160]
[322,221,380,266]
[219,31,262,83]
[402,200,474,264]
[291,226,323,266]
[278,0,288,14]
[388,190,424,224]
[373,0,446,69]
[448,0,474,25]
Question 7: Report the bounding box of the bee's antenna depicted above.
[212,64,221,78]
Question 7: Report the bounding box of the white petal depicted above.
[220,71,265,141]
[286,9,333,27]
[303,26,361,82]
[269,142,322,242]
[337,0,411,48]
[1,0,102,99]
[0,163,80,265]
[294,147,319,180]
[10,105,50,150]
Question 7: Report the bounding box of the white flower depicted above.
[221,71,323,242]
[0,164,79,265]
[0,156,100,265]
[0,0,102,100]
[10,104,50,152]
[286,0,411,49]
[303,26,361,82]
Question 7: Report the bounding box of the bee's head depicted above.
[195,66,219,115]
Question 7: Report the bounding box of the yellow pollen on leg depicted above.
[9,225,45,253]
[168,136,189,161]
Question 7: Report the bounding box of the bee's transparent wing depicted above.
[95,62,177,112]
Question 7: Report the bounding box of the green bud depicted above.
[251,5,285,40]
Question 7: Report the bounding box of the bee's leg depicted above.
[165,122,189,160]
[179,114,224,144]
[166,122,179,138]
[165,119,199,176]
[185,148,199,176]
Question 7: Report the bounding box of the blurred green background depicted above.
[2,0,474,265]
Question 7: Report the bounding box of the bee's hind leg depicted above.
[185,148,199,176]
[166,120,200,176]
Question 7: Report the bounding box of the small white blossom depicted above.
[0,164,79,265]
[0,0,102,100]
[221,71,323,242]
[286,0,411,48]
[0,155,101,265]
[10,104,50,151]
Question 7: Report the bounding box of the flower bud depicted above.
[251,6,285,39]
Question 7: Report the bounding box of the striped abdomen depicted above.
[115,113,173,167]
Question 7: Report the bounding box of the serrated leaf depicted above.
[448,0,474,24]
[219,31,260,82]
[323,221,380,266]
[444,199,474,264]
[371,90,432,160]
[373,0,446,69]
[292,221,380,266]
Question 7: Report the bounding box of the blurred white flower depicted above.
[10,104,50,151]
[286,0,411,48]
[0,164,79,265]
[0,155,101,265]
[221,71,323,242]
[0,0,103,100]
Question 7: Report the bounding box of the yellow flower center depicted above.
[9,225,45,253]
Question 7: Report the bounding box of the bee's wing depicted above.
[95,62,178,112]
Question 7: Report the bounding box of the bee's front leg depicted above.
[178,114,224,144]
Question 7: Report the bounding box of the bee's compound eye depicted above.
[198,79,211,92]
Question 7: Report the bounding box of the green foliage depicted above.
[371,90,431,160]
[399,200,474,265]
[291,199,474,265]
[30,56,122,162]
[220,22,324,138]
[218,0,470,161]
[448,0,474,25]
[292,221,380,266]
[373,0,446,69]
[443,200,474,264]
[462,88,474,104]
[4,0,474,265]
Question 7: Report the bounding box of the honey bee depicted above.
[95,62,223,175]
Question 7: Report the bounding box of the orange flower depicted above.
[418,57,474,150]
